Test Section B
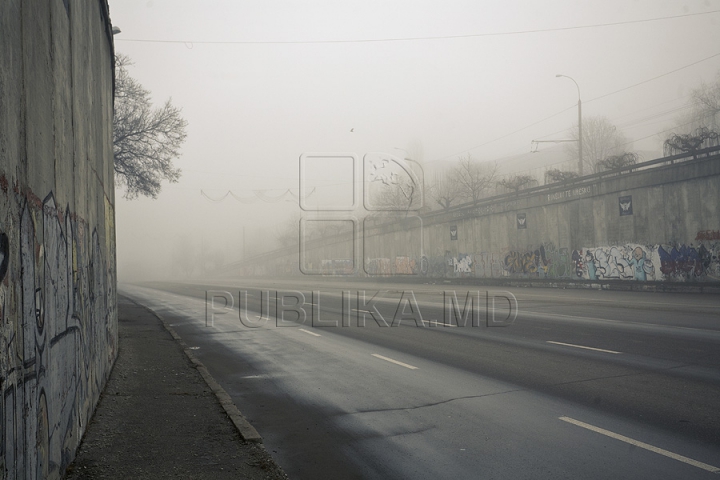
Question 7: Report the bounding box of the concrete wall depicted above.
[232,152,720,283]
[0,1,117,478]
[414,153,720,282]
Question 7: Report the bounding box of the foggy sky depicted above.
[109,1,720,281]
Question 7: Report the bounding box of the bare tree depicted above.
[366,155,423,213]
[275,214,300,248]
[497,174,537,193]
[664,127,720,158]
[544,169,579,184]
[596,152,639,171]
[376,174,418,212]
[428,170,460,211]
[684,71,720,131]
[452,155,497,205]
[114,54,188,199]
[564,116,627,174]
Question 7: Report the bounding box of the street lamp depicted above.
[556,74,583,176]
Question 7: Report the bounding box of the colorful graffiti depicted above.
[658,244,716,280]
[573,245,655,281]
[412,242,719,282]
[503,246,550,276]
[571,243,719,282]
[468,243,573,279]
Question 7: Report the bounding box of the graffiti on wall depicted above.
[474,251,505,278]
[658,244,718,280]
[468,243,574,279]
[394,256,416,275]
[503,246,550,276]
[365,257,418,275]
[573,244,655,281]
[572,243,719,282]
[453,254,473,275]
[409,242,719,282]
[695,230,720,241]
[366,257,392,275]
[1,191,117,478]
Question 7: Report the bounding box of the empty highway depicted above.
[120,278,720,479]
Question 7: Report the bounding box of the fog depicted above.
[109,1,720,282]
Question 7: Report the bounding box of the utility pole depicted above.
[578,96,583,176]
[556,74,583,176]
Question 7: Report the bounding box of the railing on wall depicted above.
[222,145,720,275]
[425,144,720,221]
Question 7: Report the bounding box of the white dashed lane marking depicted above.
[371,354,418,370]
[547,341,621,354]
[298,328,321,337]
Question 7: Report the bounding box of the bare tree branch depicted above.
[452,155,497,205]
[596,152,639,171]
[544,169,579,184]
[564,116,627,174]
[497,174,537,193]
[428,170,460,211]
[114,54,187,199]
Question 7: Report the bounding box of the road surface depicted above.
[119,278,720,479]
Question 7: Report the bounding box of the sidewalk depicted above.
[64,296,287,479]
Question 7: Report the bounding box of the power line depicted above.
[433,51,720,161]
[616,103,693,129]
[534,95,691,140]
[585,52,720,104]
[434,104,577,161]
[116,10,720,45]
[615,118,696,148]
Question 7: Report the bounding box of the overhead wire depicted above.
[116,10,720,45]
[434,51,720,160]
[534,95,692,141]
[119,9,720,177]
[584,52,720,105]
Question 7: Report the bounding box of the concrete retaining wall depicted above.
[0,1,116,478]
[231,152,720,284]
[415,153,720,282]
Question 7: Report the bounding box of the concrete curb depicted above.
[122,295,263,444]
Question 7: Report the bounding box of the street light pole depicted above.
[556,74,583,176]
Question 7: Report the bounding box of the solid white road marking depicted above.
[547,341,621,354]
[298,328,321,337]
[559,417,720,473]
[371,354,418,370]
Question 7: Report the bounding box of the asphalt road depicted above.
[119,278,720,479]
